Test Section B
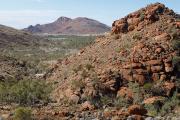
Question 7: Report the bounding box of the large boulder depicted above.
[80,101,95,111]
[128,105,147,115]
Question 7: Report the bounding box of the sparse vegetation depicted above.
[85,64,94,70]
[172,39,180,51]
[128,81,143,104]
[145,103,158,116]
[132,33,142,40]
[71,79,86,90]
[0,2,180,120]
[160,90,179,116]
[114,96,131,108]
[0,35,96,72]
[145,91,179,116]
[100,95,114,107]
[140,12,145,21]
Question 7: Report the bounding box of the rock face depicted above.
[24,17,110,35]
[45,2,180,120]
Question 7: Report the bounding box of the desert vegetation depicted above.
[0,2,179,120]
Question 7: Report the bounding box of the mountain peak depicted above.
[24,17,110,34]
[55,16,72,23]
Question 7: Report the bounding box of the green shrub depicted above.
[12,80,52,105]
[100,95,114,106]
[85,64,94,70]
[128,81,143,104]
[140,12,145,21]
[71,79,85,89]
[160,91,179,116]
[132,33,142,40]
[0,80,52,105]
[13,107,32,120]
[72,64,83,73]
[114,96,130,108]
[145,91,179,116]
[173,56,180,72]
[115,47,121,53]
[81,70,89,78]
[143,83,153,91]
[145,104,158,116]
[172,40,180,51]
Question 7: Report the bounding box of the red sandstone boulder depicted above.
[123,63,143,69]
[133,74,146,85]
[143,96,164,104]
[151,66,163,73]
[175,21,180,28]
[117,87,133,100]
[128,105,147,115]
[160,74,166,81]
[81,101,95,111]
[146,60,162,66]
[155,47,163,53]
[152,73,160,81]
[154,33,171,41]
[165,66,173,72]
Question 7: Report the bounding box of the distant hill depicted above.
[0,24,47,80]
[0,25,47,49]
[23,17,111,35]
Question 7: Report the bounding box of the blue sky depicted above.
[0,0,179,29]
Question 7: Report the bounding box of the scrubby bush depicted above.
[100,95,114,107]
[13,107,32,120]
[132,33,142,40]
[143,83,153,90]
[11,80,52,105]
[140,12,145,21]
[114,96,130,108]
[85,64,94,71]
[128,81,143,104]
[0,80,52,105]
[160,91,179,116]
[145,104,158,116]
[71,79,85,90]
[115,47,121,53]
[172,39,180,54]
[145,90,179,116]
[173,56,180,77]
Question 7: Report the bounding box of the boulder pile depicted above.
[45,2,180,120]
[112,3,175,34]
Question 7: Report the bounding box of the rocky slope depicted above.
[0,55,36,82]
[0,25,47,81]
[23,17,110,35]
[0,25,47,48]
[45,3,180,119]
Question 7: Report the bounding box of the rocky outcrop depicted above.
[45,2,180,120]
[112,3,175,34]
[121,41,176,85]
